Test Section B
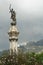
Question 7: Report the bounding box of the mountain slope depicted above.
[19,39,43,53]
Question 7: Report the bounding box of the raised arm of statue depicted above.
[9,4,11,11]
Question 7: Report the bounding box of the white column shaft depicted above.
[10,40,18,54]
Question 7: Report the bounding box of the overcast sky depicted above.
[0,0,43,51]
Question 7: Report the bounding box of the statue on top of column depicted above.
[9,4,16,21]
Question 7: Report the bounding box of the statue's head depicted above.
[12,8,13,11]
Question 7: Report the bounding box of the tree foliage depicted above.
[0,51,43,65]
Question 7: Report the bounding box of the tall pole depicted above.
[8,5,19,55]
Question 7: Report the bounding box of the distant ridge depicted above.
[18,39,43,53]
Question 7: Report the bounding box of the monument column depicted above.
[8,5,19,55]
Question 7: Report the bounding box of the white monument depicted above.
[8,5,19,55]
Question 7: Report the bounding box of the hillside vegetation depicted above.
[0,51,43,65]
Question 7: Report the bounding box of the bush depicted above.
[0,52,43,65]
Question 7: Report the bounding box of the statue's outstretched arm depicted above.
[9,4,11,10]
